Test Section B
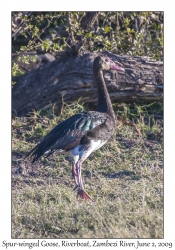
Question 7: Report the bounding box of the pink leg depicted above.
[72,163,78,186]
[75,160,94,202]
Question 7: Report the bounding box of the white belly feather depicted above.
[70,139,107,162]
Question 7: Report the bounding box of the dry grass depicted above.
[12,100,163,238]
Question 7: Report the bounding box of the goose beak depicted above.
[106,57,125,72]
[110,62,125,72]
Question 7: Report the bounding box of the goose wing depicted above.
[27,111,107,162]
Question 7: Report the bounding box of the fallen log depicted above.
[12,51,163,117]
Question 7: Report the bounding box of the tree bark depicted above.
[12,51,163,117]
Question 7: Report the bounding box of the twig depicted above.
[66,12,75,45]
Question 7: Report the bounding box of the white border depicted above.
[1,1,175,249]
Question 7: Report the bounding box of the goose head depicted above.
[93,56,125,72]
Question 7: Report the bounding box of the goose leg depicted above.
[74,160,94,202]
[72,163,78,186]
[71,161,84,189]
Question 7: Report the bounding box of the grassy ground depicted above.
[12,100,163,239]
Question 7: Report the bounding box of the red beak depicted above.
[106,57,125,72]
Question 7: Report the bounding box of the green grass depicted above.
[12,100,163,238]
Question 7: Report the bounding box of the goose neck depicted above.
[94,69,115,118]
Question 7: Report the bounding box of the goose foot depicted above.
[77,189,94,202]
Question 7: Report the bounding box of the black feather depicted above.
[27,111,107,162]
